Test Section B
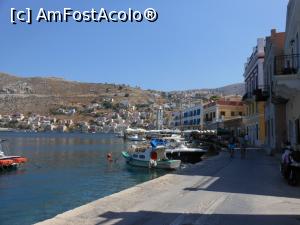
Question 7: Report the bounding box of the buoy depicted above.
[107,153,113,161]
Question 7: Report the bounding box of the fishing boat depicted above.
[121,140,181,170]
[0,139,28,171]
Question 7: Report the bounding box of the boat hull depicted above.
[122,152,180,170]
[166,151,206,164]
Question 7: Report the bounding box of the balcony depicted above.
[273,54,300,99]
[252,85,270,102]
[274,54,300,76]
[242,92,253,102]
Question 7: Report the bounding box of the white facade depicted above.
[171,105,203,130]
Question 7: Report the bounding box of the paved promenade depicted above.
[37,150,300,225]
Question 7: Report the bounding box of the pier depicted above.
[37,150,300,225]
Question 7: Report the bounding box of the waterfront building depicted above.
[242,38,266,146]
[171,104,203,130]
[272,0,300,148]
[203,96,245,131]
[264,29,286,153]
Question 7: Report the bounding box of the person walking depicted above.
[239,134,247,159]
[228,135,236,158]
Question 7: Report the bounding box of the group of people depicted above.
[227,133,249,159]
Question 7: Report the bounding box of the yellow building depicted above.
[203,96,245,132]
[243,38,267,146]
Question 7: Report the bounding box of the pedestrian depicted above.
[239,134,247,159]
[228,135,236,158]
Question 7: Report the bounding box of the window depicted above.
[139,155,145,159]
[133,154,138,158]
[213,112,216,118]
[197,109,201,115]
[231,112,235,116]
[239,112,243,116]
[220,111,226,116]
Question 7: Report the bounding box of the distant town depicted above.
[0,88,244,134]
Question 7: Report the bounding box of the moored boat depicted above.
[165,144,207,164]
[0,139,28,171]
[121,140,181,170]
[126,134,146,142]
[162,137,207,164]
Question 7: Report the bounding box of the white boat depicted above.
[166,142,207,164]
[122,140,181,170]
[161,137,207,164]
[127,134,146,142]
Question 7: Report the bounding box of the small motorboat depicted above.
[162,137,207,164]
[0,139,28,171]
[122,140,181,170]
[165,143,207,164]
[126,134,146,142]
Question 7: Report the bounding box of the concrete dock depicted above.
[37,150,300,225]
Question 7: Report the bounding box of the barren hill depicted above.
[0,73,164,115]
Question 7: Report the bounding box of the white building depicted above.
[272,0,300,148]
[171,105,203,130]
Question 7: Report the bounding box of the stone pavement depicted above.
[36,149,300,225]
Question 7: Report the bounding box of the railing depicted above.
[253,85,270,101]
[274,54,300,75]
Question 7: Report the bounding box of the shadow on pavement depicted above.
[180,150,300,199]
[95,211,300,225]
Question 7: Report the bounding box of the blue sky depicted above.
[0,0,289,91]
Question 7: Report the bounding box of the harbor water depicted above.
[0,132,169,225]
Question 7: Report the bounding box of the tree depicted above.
[210,95,220,101]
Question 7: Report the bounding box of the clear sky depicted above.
[0,0,289,91]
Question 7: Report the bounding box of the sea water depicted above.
[0,132,168,225]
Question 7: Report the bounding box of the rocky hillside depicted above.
[0,73,164,115]
[204,83,245,96]
[169,83,245,96]
[0,73,245,116]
